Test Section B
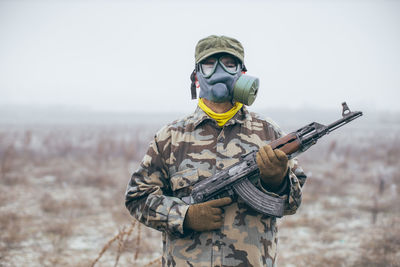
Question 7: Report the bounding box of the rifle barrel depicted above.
[327,111,363,133]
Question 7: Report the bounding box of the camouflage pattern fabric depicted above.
[195,35,245,64]
[125,106,307,267]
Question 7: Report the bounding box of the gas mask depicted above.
[195,54,259,106]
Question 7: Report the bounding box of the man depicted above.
[125,35,307,267]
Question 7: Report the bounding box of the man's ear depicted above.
[195,75,200,88]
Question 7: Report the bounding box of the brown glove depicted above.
[256,145,289,191]
[183,197,232,232]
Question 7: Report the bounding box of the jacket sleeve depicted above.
[282,157,307,215]
[125,132,189,237]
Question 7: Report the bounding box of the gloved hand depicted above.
[183,197,232,232]
[256,145,288,191]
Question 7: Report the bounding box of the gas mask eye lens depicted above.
[199,55,239,78]
[220,55,238,74]
[200,58,217,77]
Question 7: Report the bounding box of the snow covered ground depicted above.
[0,111,399,266]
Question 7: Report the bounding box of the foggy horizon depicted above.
[1,0,399,114]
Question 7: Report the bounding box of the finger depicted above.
[208,197,232,207]
[256,151,263,168]
[265,145,280,165]
[211,208,223,215]
[274,149,288,162]
[260,146,270,165]
[258,146,271,168]
[212,214,222,222]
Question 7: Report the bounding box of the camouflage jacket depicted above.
[125,106,307,267]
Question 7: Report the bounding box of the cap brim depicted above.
[196,48,243,64]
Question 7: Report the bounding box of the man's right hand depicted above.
[183,197,232,232]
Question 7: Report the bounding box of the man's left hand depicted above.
[256,145,288,191]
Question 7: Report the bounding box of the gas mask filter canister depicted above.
[232,75,259,106]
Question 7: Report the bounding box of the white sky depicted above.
[0,0,399,113]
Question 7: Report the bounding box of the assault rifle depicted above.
[182,102,362,217]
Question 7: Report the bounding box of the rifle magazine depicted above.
[233,179,285,217]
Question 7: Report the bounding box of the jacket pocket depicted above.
[170,168,199,198]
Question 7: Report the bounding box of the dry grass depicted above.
[0,119,399,266]
[352,222,400,267]
[0,125,161,266]
[0,211,24,251]
[90,221,137,267]
[90,220,161,267]
[40,193,89,214]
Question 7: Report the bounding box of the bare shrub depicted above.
[45,221,73,241]
[40,192,89,216]
[281,213,328,232]
[393,169,400,195]
[91,221,161,267]
[80,171,116,189]
[91,221,137,267]
[40,193,62,214]
[352,223,400,267]
[38,219,74,266]
[0,143,17,184]
[95,136,113,162]
[0,211,23,251]
[0,188,9,207]
[286,252,349,267]
[143,257,162,267]
[0,119,396,266]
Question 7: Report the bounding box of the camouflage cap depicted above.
[195,35,244,64]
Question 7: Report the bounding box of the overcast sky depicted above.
[0,0,399,114]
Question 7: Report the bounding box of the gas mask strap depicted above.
[190,69,197,99]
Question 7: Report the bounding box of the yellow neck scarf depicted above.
[198,98,243,127]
